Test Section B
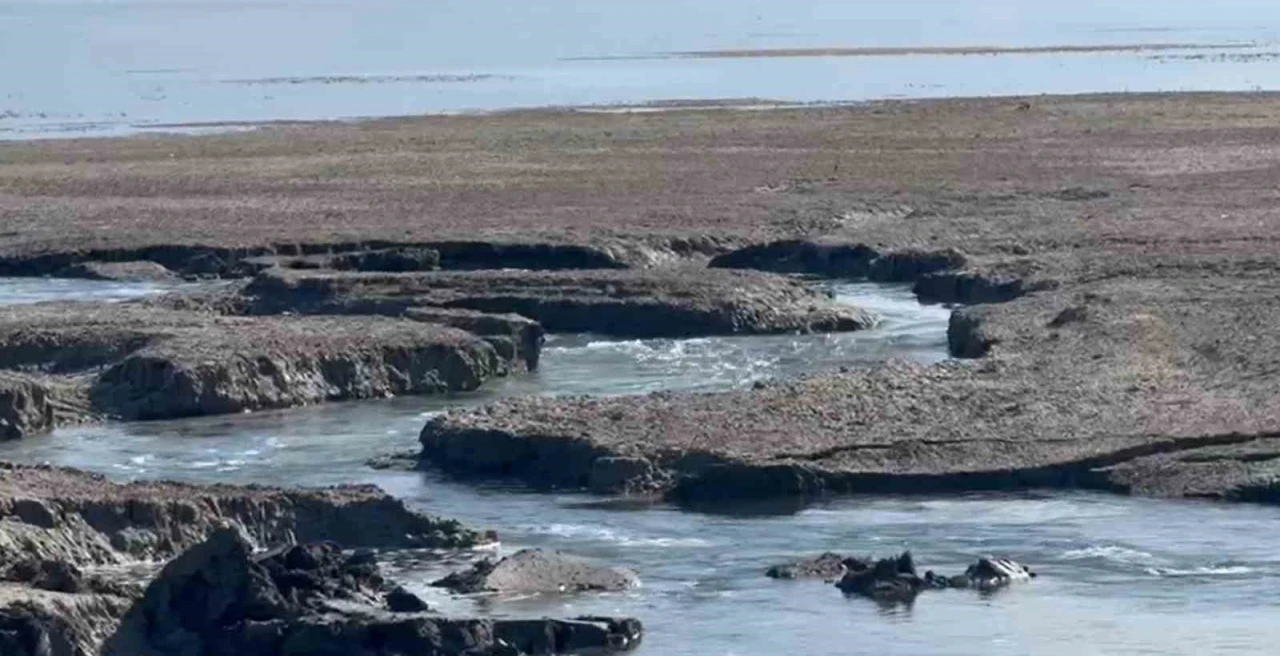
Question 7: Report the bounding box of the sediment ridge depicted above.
[0,301,517,428]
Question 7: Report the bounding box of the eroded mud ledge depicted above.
[4,93,1280,505]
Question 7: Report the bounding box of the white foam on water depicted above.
[1145,566,1254,577]
[518,523,712,548]
[1062,545,1157,564]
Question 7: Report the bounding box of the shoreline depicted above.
[6,89,1280,145]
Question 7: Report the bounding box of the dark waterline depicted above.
[1,277,1278,654]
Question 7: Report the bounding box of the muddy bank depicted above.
[7,94,1280,505]
[0,301,517,425]
[242,267,878,338]
[0,462,486,566]
[419,252,1280,504]
[0,240,695,280]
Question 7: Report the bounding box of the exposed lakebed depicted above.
[1,277,1278,654]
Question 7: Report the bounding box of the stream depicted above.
[2,277,1278,655]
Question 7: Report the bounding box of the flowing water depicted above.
[4,0,1280,138]
[1,278,1279,654]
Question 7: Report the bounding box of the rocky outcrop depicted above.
[0,374,55,440]
[403,307,544,371]
[0,462,487,567]
[834,553,920,602]
[0,302,517,423]
[244,267,878,339]
[103,529,642,656]
[0,587,132,656]
[833,553,1034,603]
[950,557,1035,590]
[0,463,502,656]
[432,549,640,595]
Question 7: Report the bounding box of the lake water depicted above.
[2,278,1280,654]
[3,0,1280,138]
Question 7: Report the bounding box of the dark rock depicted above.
[256,541,386,610]
[4,559,87,594]
[587,457,657,495]
[331,247,441,273]
[947,307,996,358]
[765,552,860,580]
[913,269,1055,305]
[963,557,1035,590]
[432,549,640,595]
[0,462,488,567]
[834,553,1034,601]
[0,606,53,656]
[103,530,641,656]
[385,586,430,613]
[0,375,55,440]
[835,552,924,602]
[709,240,964,282]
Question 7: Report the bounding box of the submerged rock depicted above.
[953,557,1036,590]
[832,552,1035,603]
[432,549,640,595]
[835,552,923,602]
[765,552,864,580]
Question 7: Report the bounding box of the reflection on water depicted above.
[1,275,1278,654]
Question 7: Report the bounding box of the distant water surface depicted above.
[2,0,1280,138]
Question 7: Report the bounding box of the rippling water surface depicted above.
[1,278,1278,655]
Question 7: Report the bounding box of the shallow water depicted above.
[0,276,194,305]
[2,277,1279,654]
[3,0,1280,138]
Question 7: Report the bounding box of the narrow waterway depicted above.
[2,278,1278,655]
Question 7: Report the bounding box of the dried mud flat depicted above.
[3,92,1280,508]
